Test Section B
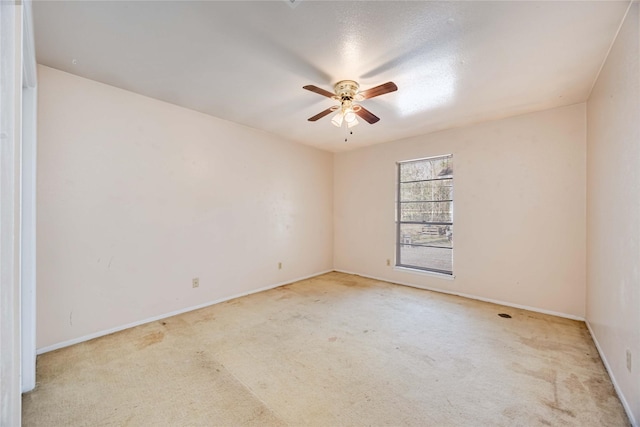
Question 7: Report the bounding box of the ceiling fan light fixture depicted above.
[347,117,359,128]
[343,109,357,123]
[331,112,344,127]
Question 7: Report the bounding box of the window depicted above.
[397,155,453,275]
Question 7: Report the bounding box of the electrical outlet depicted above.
[386,259,391,266]
[192,278,199,288]
[627,350,632,372]
[278,262,282,270]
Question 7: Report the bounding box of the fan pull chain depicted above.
[343,124,353,143]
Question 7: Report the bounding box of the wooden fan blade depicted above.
[355,106,380,124]
[359,82,398,99]
[308,107,335,122]
[303,85,335,98]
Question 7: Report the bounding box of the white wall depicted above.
[335,104,586,318]
[586,2,639,424]
[37,65,333,350]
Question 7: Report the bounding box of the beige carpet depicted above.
[23,272,629,426]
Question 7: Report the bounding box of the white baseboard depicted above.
[586,321,637,427]
[37,269,333,355]
[333,269,585,321]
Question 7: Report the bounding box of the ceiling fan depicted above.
[303,80,398,128]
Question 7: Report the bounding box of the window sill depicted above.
[393,266,455,280]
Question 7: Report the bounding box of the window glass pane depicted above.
[399,224,453,248]
[398,245,452,273]
[400,179,452,202]
[400,201,452,223]
[400,156,453,182]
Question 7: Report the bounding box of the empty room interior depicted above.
[2,0,639,425]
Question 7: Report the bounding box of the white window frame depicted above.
[396,155,453,275]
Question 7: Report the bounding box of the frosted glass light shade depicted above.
[343,109,356,123]
[331,112,344,127]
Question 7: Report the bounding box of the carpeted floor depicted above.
[22,272,630,426]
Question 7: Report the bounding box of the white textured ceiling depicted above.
[33,1,629,152]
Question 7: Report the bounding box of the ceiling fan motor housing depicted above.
[334,80,360,102]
